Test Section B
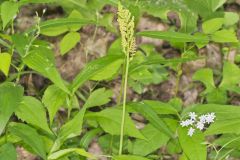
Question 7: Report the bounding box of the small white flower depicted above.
[187,127,195,137]
[199,114,207,123]
[189,112,197,120]
[196,121,204,130]
[180,119,194,127]
[205,112,216,124]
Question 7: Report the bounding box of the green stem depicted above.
[119,54,130,155]
[117,62,126,105]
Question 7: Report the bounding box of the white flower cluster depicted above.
[180,112,216,137]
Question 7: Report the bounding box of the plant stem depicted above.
[117,62,126,105]
[119,53,130,155]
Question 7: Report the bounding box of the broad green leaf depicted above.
[184,0,226,18]
[9,123,46,159]
[206,88,227,104]
[113,155,150,160]
[107,38,122,55]
[0,143,16,160]
[143,100,178,115]
[130,55,202,73]
[98,13,117,33]
[11,34,30,57]
[84,88,113,108]
[169,97,183,112]
[23,47,69,93]
[211,29,238,43]
[85,108,145,139]
[137,31,209,43]
[19,0,56,5]
[51,107,83,149]
[127,102,174,138]
[0,53,11,76]
[0,83,23,135]
[58,109,85,142]
[70,55,123,93]
[211,0,227,11]
[206,119,240,135]
[224,12,239,26]
[15,96,52,134]
[90,58,123,81]
[132,124,170,156]
[1,1,18,29]
[68,10,84,31]
[178,127,207,160]
[56,88,112,149]
[202,18,223,34]
[42,85,67,125]
[140,1,198,33]
[41,26,68,37]
[48,148,94,160]
[214,134,240,150]
[28,18,94,34]
[184,104,240,135]
[60,32,80,55]
[193,68,215,93]
[98,134,125,154]
[79,128,102,149]
[220,61,240,89]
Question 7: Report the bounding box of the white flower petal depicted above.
[187,127,195,137]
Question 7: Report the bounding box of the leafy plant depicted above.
[0,0,239,160]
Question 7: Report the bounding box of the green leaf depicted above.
[132,124,170,156]
[220,61,240,89]
[58,109,85,142]
[11,34,30,57]
[184,104,240,135]
[68,10,84,31]
[0,143,17,160]
[1,1,18,29]
[48,148,94,160]
[143,100,178,115]
[56,88,112,149]
[19,0,56,5]
[28,18,94,34]
[84,88,113,108]
[137,31,209,43]
[0,83,23,135]
[70,55,123,93]
[42,85,67,125]
[90,58,123,81]
[211,29,238,43]
[79,128,102,149]
[85,108,145,139]
[184,0,226,18]
[193,68,215,93]
[128,102,174,138]
[202,18,223,34]
[23,47,69,93]
[15,96,52,134]
[224,12,239,26]
[206,88,227,104]
[130,55,202,73]
[140,1,198,33]
[0,53,11,76]
[113,155,150,160]
[9,123,46,159]
[178,127,207,160]
[60,32,80,55]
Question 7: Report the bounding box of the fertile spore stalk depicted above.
[117,3,136,155]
